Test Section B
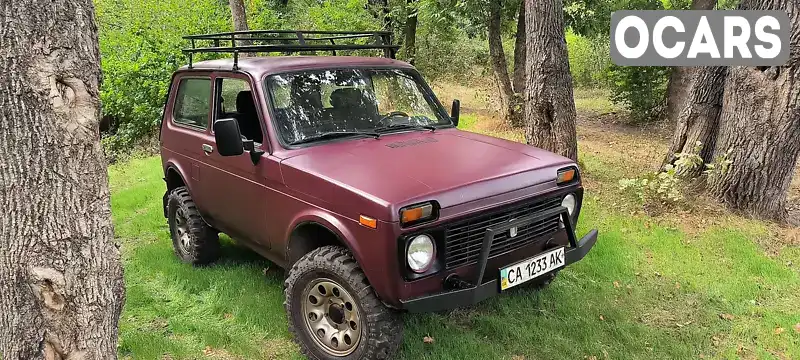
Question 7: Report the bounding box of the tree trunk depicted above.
[662,66,726,174]
[512,2,527,94]
[228,0,251,48]
[663,0,718,123]
[708,0,800,222]
[229,0,249,32]
[404,0,418,64]
[368,0,393,32]
[488,0,524,127]
[524,0,578,161]
[0,0,125,358]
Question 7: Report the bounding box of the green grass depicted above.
[112,127,800,359]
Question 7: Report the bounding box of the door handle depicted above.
[202,144,213,154]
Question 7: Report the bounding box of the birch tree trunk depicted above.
[524,0,578,161]
[662,66,726,173]
[0,0,125,358]
[708,0,800,222]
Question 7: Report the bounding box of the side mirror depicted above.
[451,99,460,127]
[213,118,244,156]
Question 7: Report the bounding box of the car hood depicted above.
[279,128,575,221]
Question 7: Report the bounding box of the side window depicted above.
[217,78,251,118]
[216,77,263,144]
[173,78,211,129]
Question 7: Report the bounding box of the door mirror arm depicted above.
[242,139,264,165]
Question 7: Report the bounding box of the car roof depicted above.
[178,56,414,77]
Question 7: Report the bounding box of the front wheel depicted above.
[284,246,402,360]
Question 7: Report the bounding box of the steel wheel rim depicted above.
[301,278,363,356]
[174,208,191,254]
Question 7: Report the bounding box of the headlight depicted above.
[560,193,577,228]
[561,193,576,216]
[407,234,435,273]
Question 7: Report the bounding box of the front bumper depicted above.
[399,206,598,313]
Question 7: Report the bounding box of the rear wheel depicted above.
[167,187,220,265]
[285,246,402,360]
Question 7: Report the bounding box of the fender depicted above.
[162,160,193,217]
[285,210,362,261]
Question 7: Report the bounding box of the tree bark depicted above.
[229,0,249,33]
[488,0,524,127]
[228,0,251,48]
[513,2,527,94]
[707,0,800,222]
[0,0,125,358]
[404,0,418,64]
[524,0,578,161]
[663,0,718,123]
[662,66,726,174]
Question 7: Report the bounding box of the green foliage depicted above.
[619,142,733,206]
[566,32,611,88]
[607,65,670,122]
[603,0,670,123]
[96,0,231,154]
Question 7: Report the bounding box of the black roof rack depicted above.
[182,30,399,70]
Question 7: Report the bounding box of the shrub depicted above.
[566,32,612,88]
[607,64,670,122]
[619,142,733,207]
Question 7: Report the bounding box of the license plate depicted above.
[500,247,565,290]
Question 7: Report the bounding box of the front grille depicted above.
[444,196,562,269]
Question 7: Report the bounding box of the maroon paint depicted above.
[160,57,582,307]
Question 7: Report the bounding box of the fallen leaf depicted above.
[613,281,621,288]
[675,282,681,289]
[794,323,800,333]
[774,327,784,335]
[223,313,233,319]
[423,336,435,344]
[719,313,735,321]
[599,314,605,321]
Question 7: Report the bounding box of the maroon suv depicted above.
[160,30,597,360]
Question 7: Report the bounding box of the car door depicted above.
[193,72,271,248]
[162,74,213,204]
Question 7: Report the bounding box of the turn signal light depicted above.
[400,203,435,226]
[359,215,377,229]
[557,168,577,185]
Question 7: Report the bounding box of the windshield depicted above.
[266,68,451,145]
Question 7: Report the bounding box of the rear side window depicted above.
[173,78,211,129]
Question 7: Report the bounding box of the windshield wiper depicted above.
[374,123,436,133]
[289,131,381,146]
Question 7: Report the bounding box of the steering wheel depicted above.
[377,111,410,127]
